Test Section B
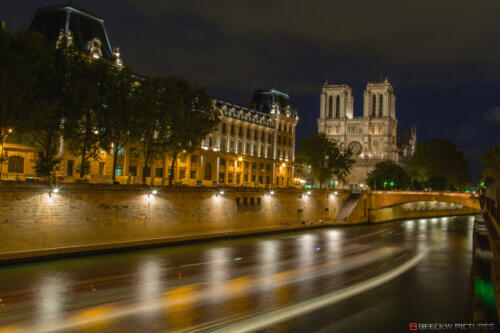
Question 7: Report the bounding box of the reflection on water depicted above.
[136,256,164,320]
[34,273,70,329]
[0,215,475,333]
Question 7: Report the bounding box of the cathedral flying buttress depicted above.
[317,79,416,188]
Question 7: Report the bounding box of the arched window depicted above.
[379,94,384,117]
[8,156,24,173]
[372,94,377,117]
[208,137,213,147]
[328,95,333,118]
[204,163,212,180]
[335,95,340,118]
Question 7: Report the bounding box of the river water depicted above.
[0,215,479,332]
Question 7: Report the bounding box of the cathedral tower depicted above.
[363,79,396,119]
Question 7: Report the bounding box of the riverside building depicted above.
[0,4,298,188]
[317,80,416,188]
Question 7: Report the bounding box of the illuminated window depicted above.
[115,164,123,176]
[190,169,196,179]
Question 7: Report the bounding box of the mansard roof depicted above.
[29,4,114,60]
[249,89,291,115]
[214,99,276,128]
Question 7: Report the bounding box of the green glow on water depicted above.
[474,278,496,307]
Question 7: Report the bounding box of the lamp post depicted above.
[0,128,12,180]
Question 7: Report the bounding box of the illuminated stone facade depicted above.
[0,5,299,187]
[111,90,298,187]
[317,80,416,188]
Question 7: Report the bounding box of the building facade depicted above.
[0,5,299,188]
[317,80,416,188]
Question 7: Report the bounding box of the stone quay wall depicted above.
[0,183,350,261]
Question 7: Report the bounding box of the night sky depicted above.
[2,1,499,181]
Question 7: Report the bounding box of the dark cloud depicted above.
[1,0,499,180]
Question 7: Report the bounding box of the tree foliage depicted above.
[0,29,54,177]
[161,78,219,185]
[481,141,500,183]
[408,139,470,190]
[367,160,410,190]
[97,66,136,180]
[296,133,354,187]
[0,27,221,184]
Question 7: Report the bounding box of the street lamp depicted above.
[0,128,13,180]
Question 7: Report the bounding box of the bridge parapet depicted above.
[367,191,480,210]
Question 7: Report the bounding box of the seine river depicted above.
[0,215,481,332]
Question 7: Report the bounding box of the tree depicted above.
[296,133,354,187]
[367,160,410,190]
[481,142,500,182]
[97,66,136,181]
[63,55,107,178]
[161,78,219,186]
[408,138,470,190]
[0,29,49,178]
[133,78,165,184]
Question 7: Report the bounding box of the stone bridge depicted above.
[367,191,480,210]
[345,191,480,223]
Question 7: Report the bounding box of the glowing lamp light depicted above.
[307,191,311,195]
[334,191,339,195]
[152,190,158,195]
[238,157,243,162]
[270,191,275,195]
[219,190,225,195]
[52,188,60,194]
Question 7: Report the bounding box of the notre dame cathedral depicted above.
[317,79,417,188]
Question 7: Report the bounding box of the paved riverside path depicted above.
[0,215,475,332]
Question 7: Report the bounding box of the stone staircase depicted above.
[336,192,361,221]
